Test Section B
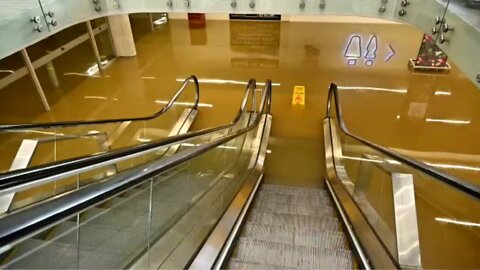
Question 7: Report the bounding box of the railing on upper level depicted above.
[0,0,479,87]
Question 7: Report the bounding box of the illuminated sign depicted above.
[344,34,395,67]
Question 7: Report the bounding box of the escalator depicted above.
[0,78,270,269]
[0,79,478,269]
[222,184,354,269]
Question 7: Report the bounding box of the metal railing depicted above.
[325,82,480,269]
[326,83,480,199]
[0,75,199,131]
[0,79,261,198]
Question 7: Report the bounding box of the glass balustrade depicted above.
[0,88,266,269]
[328,86,480,269]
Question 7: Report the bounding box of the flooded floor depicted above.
[0,16,479,187]
[0,15,478,269]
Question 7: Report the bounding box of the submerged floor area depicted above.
[0,17,479,186]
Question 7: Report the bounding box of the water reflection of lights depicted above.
[137,138,152,143]
[397,241,420,255]
[434,91,452,96]
[435,217,480,228]
[64,60,109,77]
[154,100,213,108]
[342,156,383,163]
[181,143,237,150]
[343,155,401,165]
[84,96,118,101]
[338,86,407,94]
[17,130,65,136]
[175,78,281,87]
[425,162,480,172]
[425,118,470,125]
[153,17,168,26]
[87,60,109,76]
[84,96,107,100]
[343,155,480,172]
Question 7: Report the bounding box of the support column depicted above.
[21,49,51,112]
[107,15,137,57]
[86,21,104,71]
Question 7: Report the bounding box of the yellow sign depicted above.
[292,86,305,105]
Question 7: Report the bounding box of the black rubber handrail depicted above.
[0,79,258,194]
[327,83,480,198]
[0,75,200,131]
[0,80,272,249]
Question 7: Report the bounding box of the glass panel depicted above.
[329,108,398,258]
[0,114,261,269]
[5,96,251,212]
[409,166,480,269]
[6,121,205,212]
[77,180,152,269]
[329,89,480,268]
[147,124,258,268]
[0,215,80,269]
[0,74,197,174]
[0,74,267,268]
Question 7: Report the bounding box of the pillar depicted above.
[107,15,137,57]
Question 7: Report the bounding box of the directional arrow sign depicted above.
[385,44,396,62]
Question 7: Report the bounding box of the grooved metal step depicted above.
[252,200,336,218]
[231,237,354,269]
[227,258,288,270]
[241,222,348,250]
[254,192,331,207]
[248,209,340,232]
[260,184,328,197]
[227,184,354,269]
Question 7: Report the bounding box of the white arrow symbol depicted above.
[385,44,396,62]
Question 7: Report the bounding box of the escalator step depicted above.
[260,184,327,197]
[226,184,354,269]
[241,222,348,250]
[247,210,340,232]
[252,200,335,218]
[254,192,331,207]
[227,259,287,270]
[230,237,354,269]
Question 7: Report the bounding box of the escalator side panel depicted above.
[323,118,397,269]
